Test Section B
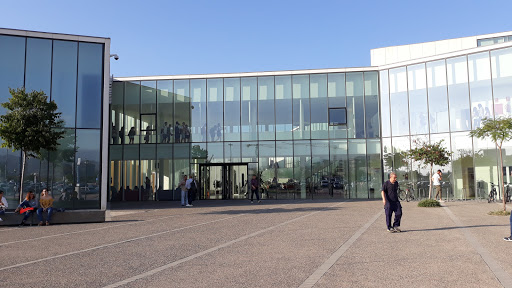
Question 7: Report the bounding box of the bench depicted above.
[0,209,105,226]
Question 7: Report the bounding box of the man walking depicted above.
[186,173,198,206]
[504,210,512,241]
[381,172,402,233]
[433,169,442,201]
[250,175,260,203]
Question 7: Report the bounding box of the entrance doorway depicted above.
[199,164,248,199]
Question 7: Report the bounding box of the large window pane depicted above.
[474,137,498,200]
[427,60,450,133]
[430,133,452,199]
[141,81,156,114]
[348,139,367,198]
[367,139,382,198]
[328,73,347,138]
[77,42,103,128]
[111,82,124,144]
[389,67,409,136]
[258,141,276,187]
[292,75,311,140]
[156,144,173,193]
[310,74,328,139]
[311,140,330,198]
[392,136,410,182]
[469,52,493,129]
[275,76,293,140]
[491,48,512,117]
[75,129,101,209]
[191,79,206,143]
[224,142,241,163]
[174,80,190,143]
[25,38,52,94]
[140,145,156,200]
[346,73,365,138]
[207,78,223,142]
[258,76,275,140]
[364,72,380,138]
[294,140,311,199]
[156,80,173,143]
[48,129,75,208]
[124,82,140,144]
[451,132,474,199]
[379,71,391,137]
[224,78,241,141]
[241,77,258,141]
[407,64,429,134]
[329,140,348,197]
[275,141,294,198]
[447,56,471,131]
[0,35,25,116]
[52,40,77,127]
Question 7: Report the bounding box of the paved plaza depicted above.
[0,199,511,287]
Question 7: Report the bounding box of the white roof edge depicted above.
[377,41,512,70]
[371,30,512,52]
[0,27,110,43]
[114,66,378,81]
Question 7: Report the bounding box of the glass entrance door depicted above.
[199,164,248,199]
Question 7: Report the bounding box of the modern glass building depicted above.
[0,28,110,212]
[2,28,512,211]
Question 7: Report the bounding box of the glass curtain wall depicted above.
[491,48,512,117]
[346,73,365,138]
[258,77,275,141]
[292,75,310,140]
[364,72,380,138]
[310,74,328,139]
[275,76,293,140]
[224,78,241,141]
[389,67,409,136]
[328,73,347,138]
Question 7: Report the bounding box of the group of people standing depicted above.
[179,174,198,207]
[112,121,191,145]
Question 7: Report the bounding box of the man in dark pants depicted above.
[381,172,402,233]
[250,175,260,203]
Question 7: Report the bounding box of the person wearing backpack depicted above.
[186,173,198,206]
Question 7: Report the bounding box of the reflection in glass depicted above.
[311,140,330,197]
[157,144,173,192]
[364,72,379,138]
[141,81,156,114]
[25,38,52,94]
[174,144,190,187]
[242,142,258,163]
[48,129,75,207]
[348,139,367,198]
[174,80,190,143]
[367,139,382,198]
[207,79,223,142]
[379,71,391,137]
[224,78,241,141]
[473,137,498,200]
[275,141,294,198]
[241,77,258,141]
[52,40,77,127]
[75,129,101,209]
[427,60,449,133]
[258,77,275,140]
[407,64,428,134]
[190,79,206,143]
[382,137,392,176]
[275,76,293,140]
[292,75,311,140]
[469,52,493,129]
[310,74,328,139]
[430,133,452,199]
[77,42,103,128]
[391,136,410,181]
[258,141,276,185]
[111,82,124,144]
[329,140,348,196]
[140,145,156,200]
[346,73,365,138]
[157,80,173,143]
[224,142,241,163]
[207,142,224,163]
[389,68,409,136]
[451,132,474,199]
[491,48,512,117]
[0,35,25,116]
[328,73,347,138]
[124,82,140,144]
[447,56,471,131]
[294,140,311,199]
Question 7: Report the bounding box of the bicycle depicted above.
[398,183,415,202]
[488,182,497,203]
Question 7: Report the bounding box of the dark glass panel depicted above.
[52,40,77,127]
[77,42,103,128]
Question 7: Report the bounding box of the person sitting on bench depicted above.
[0,190,7,222]
[37,188,54,226]
[14,191,37,227]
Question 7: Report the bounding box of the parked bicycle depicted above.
[488,182,497,203]
[398,183,415,202]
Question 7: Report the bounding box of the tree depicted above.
[405,139,452,199]
[0,88,65,202]
[469,117,512,211]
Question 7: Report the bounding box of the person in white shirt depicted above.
[432,170,442,201]
[179,175,188,207]
[0,190,7,221]
[185,174,197,207]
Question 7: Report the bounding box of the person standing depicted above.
[179,175,189,207]
[37,188,54,226]
[0,190,7,222]
[250,175,260,203]
[175,122,181,143]
[128,127,136,144]
[185,173,198,206]
[381,172,402,233]
[504,210,512,241]
[433,170,442,201]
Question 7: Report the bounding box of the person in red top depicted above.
[250,175,260,204]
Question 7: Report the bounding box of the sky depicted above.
[1,0,512,77]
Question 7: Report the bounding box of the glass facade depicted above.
[110,73,382,201]
[0,33,106,210]
[380,45,512,200]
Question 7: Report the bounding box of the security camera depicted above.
[110,54,119,60]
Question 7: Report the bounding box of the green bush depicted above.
[487,210,511,216]
[417,199,441,207]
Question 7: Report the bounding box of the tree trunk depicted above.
[499,146,506,211]
[428,164,433,199]
[19,151,26,203]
